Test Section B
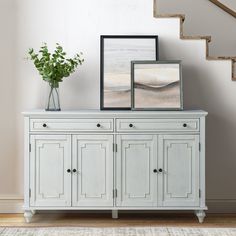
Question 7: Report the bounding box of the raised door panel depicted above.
[72,135,113,207]
[30,135,71,207]
[116,135,157,207]
[158,135,200,207]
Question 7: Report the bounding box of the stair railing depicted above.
[208,0,236,18]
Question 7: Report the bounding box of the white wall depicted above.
[157,0,236,57]
[1,0,236,212]
[0,0,18,197]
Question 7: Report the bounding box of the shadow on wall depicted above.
[206,113,236,199]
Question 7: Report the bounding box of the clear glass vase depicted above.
[46,83,61,111]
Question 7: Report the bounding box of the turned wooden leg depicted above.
[195,210,206,223]
[31,210,36,215]
[24,210,33,223]
[112,210,118,219]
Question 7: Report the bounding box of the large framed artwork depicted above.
[100,35,159,110]
[131,60,183,110]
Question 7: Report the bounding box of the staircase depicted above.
[154,0,236,80]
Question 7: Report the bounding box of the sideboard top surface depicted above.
[22,109,208,118]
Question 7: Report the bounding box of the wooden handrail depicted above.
[208,0,236,18]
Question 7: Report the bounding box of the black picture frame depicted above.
[131,60,183,111]
[100,35,159,110]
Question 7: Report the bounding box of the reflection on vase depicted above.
[46,83,61,111]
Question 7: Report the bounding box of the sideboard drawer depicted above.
[116,119,199,132]
[30,119,114,132]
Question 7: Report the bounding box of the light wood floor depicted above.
[0,213,236,228]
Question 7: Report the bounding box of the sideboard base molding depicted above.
[23,209,206,223]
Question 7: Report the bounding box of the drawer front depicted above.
[30,119,114,132]
[116,119,199,132]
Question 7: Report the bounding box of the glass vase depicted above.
[46,83,61,111]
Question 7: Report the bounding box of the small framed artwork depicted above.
[100,35,159,110]
[131,60,183,110]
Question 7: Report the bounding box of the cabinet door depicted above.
[158,135,200,207]
[30,135,71,207]
[116,135,157,207]
[72,135,113,207]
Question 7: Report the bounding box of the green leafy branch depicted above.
[28,43,84,88]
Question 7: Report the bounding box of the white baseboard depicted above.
[0,197,235,214]
[0,200,23,213]
[0,195,23,213]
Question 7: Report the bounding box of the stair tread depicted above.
[154,14,185,21]
[181,35,211,42]
[207,56,236,60]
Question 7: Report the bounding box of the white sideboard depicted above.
[23,110,208,223]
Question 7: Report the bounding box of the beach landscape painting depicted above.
[100,36,158,110]
[131,61,183,110]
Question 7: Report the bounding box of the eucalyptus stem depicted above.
[55,87,61,110]
[51,87,56,109]
[47,86,53,110]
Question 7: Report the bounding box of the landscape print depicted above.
[132,62,182,110]
[102,36,158,109]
